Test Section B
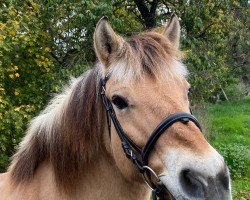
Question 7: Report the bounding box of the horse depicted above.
[0,15,232,200]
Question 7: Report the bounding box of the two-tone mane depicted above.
[10,67,105,189]
[1,16,231,200]
[9,31,185,190]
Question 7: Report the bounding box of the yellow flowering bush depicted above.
[0,1,60,171]
[0,0,248,173]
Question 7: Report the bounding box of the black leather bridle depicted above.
[101,74,202,200]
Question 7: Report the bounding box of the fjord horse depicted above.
[0,15,231,200]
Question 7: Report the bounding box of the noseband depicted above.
[101,75,202,200]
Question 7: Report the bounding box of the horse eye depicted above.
[188,87,192,95]
[112,95,128,110]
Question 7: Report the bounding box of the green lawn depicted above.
[194,96,250,199]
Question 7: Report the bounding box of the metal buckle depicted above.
[142,166,160,191]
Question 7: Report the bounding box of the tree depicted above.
[0,0,142,171]
[38,0,142,67]
[0,0,248,171]
[227,0,250,94]
[133,0,158,28]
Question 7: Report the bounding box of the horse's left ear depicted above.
[94,16,124,68]
[163,14,180,49]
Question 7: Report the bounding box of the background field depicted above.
[0,0,249,198]
[195,97,250,199]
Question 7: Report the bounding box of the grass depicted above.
[194,96,250,199]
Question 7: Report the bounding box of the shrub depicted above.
[215,143,250,179]
[222,82,248,101]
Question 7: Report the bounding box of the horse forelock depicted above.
[9,66,105,190]
[107,31,188,82]
[9,31,187,191]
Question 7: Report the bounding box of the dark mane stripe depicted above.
[9,30,186,191]
[10,133,47,183]
[10,66,105,190]
[51,67,105,189]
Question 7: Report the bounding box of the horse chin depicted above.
[153,181,177,200]
[160,186,177,200]
[159,185,190,200]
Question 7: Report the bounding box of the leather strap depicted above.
[142,112,201,165]
[101,76,202,199]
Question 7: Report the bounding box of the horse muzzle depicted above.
[159,164,232,200]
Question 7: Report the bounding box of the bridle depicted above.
[101,74,202,200]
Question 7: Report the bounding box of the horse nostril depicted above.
[180,169,206,198]
[217,169,230,190]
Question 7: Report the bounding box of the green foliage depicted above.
[194,97,250,198]
[208,97,250,146]
[198,98,250,178]
[0,0,249,182]
[156,0,249,102]
[177,0,240,103]
[220,82,248,101]
[0,1,60,171]
[39,0,142,66]
[227,1,250,92]
[216,144,250,178]
[0,1,249,197]
[207,97,250,178]
[0,0,142,172]
[233,177,250,199]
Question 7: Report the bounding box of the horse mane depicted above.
[9,30,187,190]
[9,66,106,190]
[108,31,187,82]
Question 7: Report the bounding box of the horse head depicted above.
[94,15,231,200]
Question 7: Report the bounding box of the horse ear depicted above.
[94,16,124,67]
[163,14,181,48]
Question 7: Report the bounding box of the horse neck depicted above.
[7,66,151,199]
[69,147,151,200]
[36,132,152,200]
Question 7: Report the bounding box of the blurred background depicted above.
[0,0,249,198]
